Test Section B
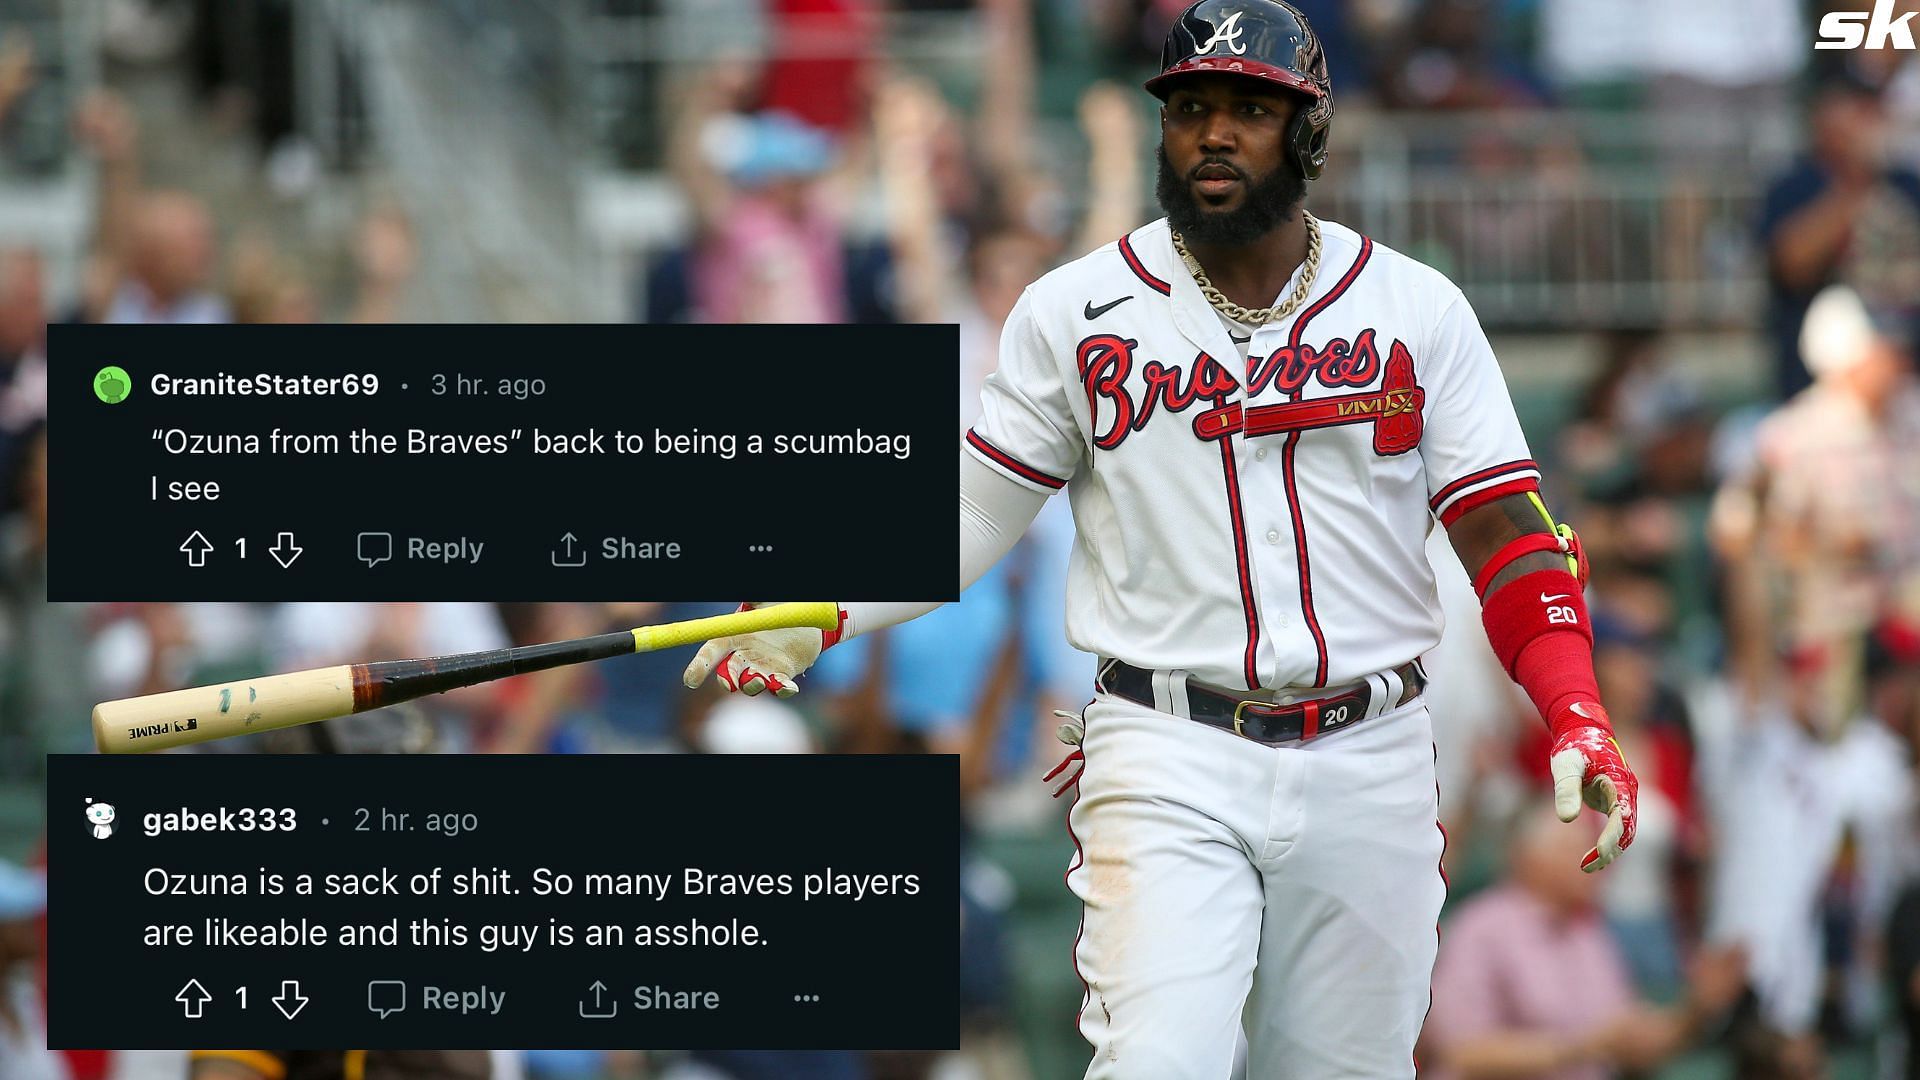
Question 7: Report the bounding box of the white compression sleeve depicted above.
[839,451,1050,638]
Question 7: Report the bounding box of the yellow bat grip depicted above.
[1525,490,1581,578]
[629,602,840,654]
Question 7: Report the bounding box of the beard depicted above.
[1155,144,1306,246]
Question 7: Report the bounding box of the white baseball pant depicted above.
[1065,692,1447,1079]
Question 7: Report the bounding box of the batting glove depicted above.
[1547,703,1639,873]
[681,602,845,699]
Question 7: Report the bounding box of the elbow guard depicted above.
[1471,525,1588,600]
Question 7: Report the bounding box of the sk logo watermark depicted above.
[1816,0,1918,49]
[1198,10,1248,55]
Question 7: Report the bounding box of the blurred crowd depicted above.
[2,0,1920,1078]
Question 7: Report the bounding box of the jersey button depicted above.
[1255,448,1268,461]
[1265,529,1280,544]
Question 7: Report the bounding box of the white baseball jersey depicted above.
[966,216,1539,691]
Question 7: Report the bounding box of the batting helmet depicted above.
[1145,0,1334,180]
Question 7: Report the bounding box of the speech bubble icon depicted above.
[368,980,406,1019]
[357,532,393,568]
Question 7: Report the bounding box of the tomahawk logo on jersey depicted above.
[965,216,1540,692]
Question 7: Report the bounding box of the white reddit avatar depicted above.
[85,799,115,839]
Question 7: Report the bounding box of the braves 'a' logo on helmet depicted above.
[1195,10,1248,54]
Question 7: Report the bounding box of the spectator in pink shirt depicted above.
[1421,803,1745,1078]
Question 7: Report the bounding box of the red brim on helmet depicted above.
[1145,57,1326,101]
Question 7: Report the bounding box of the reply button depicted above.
[421,984,506,1016]
[407,536,485,565]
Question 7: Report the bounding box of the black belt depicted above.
[1096,659,1426,746]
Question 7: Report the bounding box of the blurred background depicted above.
[2,0,1920,1077]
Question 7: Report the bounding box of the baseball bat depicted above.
[90,602,840,754]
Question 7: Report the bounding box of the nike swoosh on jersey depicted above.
[1541,592,1571,603]
[1084,295,1133,320]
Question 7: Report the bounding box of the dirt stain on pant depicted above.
[1082,800,1132,1066]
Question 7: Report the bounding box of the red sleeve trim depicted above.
[1437,476,1540,527]
[965,429,1068,490]
[1429,459,1539,514]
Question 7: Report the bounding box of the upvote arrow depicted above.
[175,979,211,1019]
[180,531,213,568]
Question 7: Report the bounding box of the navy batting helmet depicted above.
[1145,0,1334,180]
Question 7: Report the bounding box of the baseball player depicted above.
[684,2,1638,1075]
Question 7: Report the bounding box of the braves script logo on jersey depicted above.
[1197,10,1248,54]
[1078,335,1237,450]
[1246,328,1384,396]
[1077,329,1422,453]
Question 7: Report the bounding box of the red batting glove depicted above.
[1547,702,1639,873]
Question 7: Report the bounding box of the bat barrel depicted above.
[91,631,644,754]
[91,666,357,754]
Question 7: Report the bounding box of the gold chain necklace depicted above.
[1171,210,1322,326]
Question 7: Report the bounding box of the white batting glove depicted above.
[1547,702,1639,873]
[681,602,842,699]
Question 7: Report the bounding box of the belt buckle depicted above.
[1232,699,1266,737]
